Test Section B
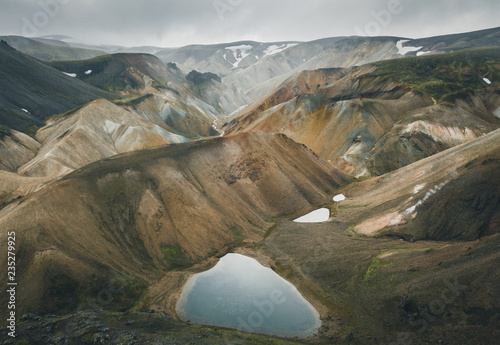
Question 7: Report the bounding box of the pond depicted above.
[176,253,321,338]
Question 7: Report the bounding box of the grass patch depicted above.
[346,224,367,238]
[161,245,191,269]
[369,47,500,103]
[363,257,394,282]
[263,222,279,239]
[113,93,150,106]
[230,226,244,243]
[363,247,434,282]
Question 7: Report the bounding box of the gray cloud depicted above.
[0,0,498,47]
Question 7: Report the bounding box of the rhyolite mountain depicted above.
[0,40,113,131]
[0,35,106,61]
[0,26,499,345]
[224,48,500,176]
[0,131,347,315]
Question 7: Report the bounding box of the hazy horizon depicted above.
[0,0,499,48]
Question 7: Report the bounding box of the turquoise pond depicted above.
[176,253,321,338]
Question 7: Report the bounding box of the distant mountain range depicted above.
[0,26,499,345]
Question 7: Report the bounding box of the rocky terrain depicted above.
[0,41,113,131]
[224,48,500,176]
[0,26,499,345]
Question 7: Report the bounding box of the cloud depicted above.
[0,0,498,47]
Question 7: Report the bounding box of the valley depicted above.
[0,26,499,345]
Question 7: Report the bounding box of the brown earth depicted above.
[0,131,346,318]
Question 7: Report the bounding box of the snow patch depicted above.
[21,108,30,113]
[494,107,500,119]
[404,182,448,216]
[355,167,369,179]
[417,51,432,56]
[396,40,423,56]
[403,121,477,145]
[413,184,426,194]
[104,120,120,135]
[229,104,249,116]
[85,70,92,75]
[333,194,346,202]
[225,44,253,68]
[294,208,330,223]
[483,78,491,85]
[63,72,77,77]
[153,126,190,144]
[263,43,299,57]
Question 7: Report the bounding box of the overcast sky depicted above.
[0,0,499,47]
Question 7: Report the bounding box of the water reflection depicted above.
[176,253,321,338]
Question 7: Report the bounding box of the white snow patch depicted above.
[417,51,432,56]
[104,120,121,135]
[396,40,423,56]
[225,44,253,68]
[390,214,405,226]
[333,194,346,202]
[294,208,330,223]
[413,184,426,194]
[63,72,77,77]
[229,104,249,116]
[494,107,500,119]
[85,70,92,75]
[21,108,30,113]
[403,121,477,145]
[153,126,190,144]
[263,43,299,56]
[483,78,491,85]
[355,167,369,179]
[404,182,447,216]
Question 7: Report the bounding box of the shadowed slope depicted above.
[0,131,347,316]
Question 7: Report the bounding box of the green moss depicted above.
[363,248,434,282]
[161,245,191,269]
[346,224,367,238]
[113,93,148,105]
[370,47,500,103]
[363,257,393,282]
[231,226,244,243]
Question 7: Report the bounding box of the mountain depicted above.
[224,48,500,176]
[339,127,500,240]
[153,27,500,109]
[0,26,499,345]
[0,131,347,316]
[407,26,500,55]
[12,99,189,178]
[45,54,241,135]
[155,40,303,77]
[47,53,171,93]
[0,35,106,61]
[224,67,352,126]
[0,40,113,131]
[261,131,500,344]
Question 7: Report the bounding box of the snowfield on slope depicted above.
[333,194,346,202]
[225,44,253,68]
[263,43,298,56]
[396,40,423,55]
[294,208,330,223]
